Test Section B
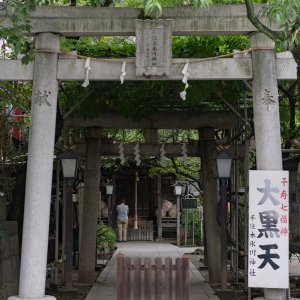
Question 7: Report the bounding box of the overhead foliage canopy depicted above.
[0,0,299,190]
[0,0,298,133]
[58,33,248,122]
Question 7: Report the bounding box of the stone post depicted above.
[251,33,282,171]
[250,33,284,300]
[8,33,60,300]
[79,128,101,284]
[199,127,221,284]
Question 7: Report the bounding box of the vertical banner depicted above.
[248,170,289,288]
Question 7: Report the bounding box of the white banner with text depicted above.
[248,170,289,288]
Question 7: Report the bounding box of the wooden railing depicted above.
[161,217,177,232]
[117,254,189,300]
[127,220,153,241]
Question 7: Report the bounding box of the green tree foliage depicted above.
[2,0,299,166]
[61,36,136,58]
[0,81,31,197]
[180,208,203,245]
[58,34,248,122]
[0,81,31,155]
[277,81,300,151]
[243,0,300,113]
[0,0,109,63]
[244,0,300,52]
[57,32,254,188]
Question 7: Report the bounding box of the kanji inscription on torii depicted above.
[248,170,289,289]
[135,19,172,76]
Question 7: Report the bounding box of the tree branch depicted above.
[170,157,201,192]
[244,0,281,42]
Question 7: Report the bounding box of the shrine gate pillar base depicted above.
[9,296,56,300]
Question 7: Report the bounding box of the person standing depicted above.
[116,199,129,242]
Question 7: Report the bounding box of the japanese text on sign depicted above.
[248,170,289,288]
[135,19,172,76]
[143,28,164,68]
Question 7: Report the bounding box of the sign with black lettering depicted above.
[248,170,289,288]
[181,197,197,209]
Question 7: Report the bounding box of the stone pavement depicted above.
[85,242,219,300]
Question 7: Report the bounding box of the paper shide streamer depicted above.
[82,58,91,88]
[118,142,125,165]
[180,62,189,100]
[120,62,126,84]
[134,143,141,166]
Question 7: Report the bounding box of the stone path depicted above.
[85,242,219,299]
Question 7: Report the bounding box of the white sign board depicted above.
[248,170,289,288]
[136,19,172,76]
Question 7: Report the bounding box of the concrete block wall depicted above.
[0,222,19,300]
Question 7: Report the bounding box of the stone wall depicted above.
[0,221,19,300]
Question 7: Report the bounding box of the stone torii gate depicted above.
[1,4,296,300]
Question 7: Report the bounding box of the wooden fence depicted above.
[117,254,189,300]
[127,220,153,241]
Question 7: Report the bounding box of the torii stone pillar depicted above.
[79,128,101,284]
[250,33,284,300]
[8,33,60,300]
[199,127,221,284]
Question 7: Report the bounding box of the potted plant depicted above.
[96,224,117,256]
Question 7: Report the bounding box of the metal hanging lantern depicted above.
[216,151,233,179]
[174,182,183,196]
[106,183,114,195]
[60,152,79,179]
